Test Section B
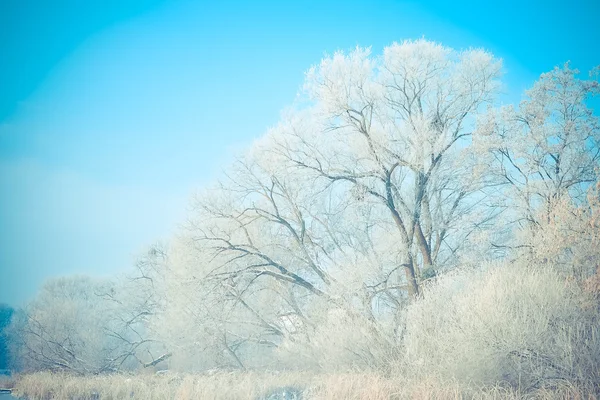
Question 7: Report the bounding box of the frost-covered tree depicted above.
[138,240,255,371]
[9,277,118,373]
[9,275,167,374]
[182,148,404,369]
[269,39,502,296]
[476,63,600,227]
[152,40,504,370]
[474,63,600,270]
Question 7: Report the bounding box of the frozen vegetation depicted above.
[2,39,600,399]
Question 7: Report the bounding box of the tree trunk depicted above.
[403,258,420,298]
[415,222,433,268]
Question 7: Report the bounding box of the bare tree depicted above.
[9,274,170,374]
[476,63,600,227]
[147,41,504,370]
[269,40,502,296]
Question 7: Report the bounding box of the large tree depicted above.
[157,40,503,368]
[270,39,502,296]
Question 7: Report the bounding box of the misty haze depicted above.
[1,1,599,399]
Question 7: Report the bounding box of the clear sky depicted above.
[1,0,599,305]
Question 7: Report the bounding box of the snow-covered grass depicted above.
[11,370,597,399]
[14,370,310,400]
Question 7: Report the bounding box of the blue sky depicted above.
[1,0,599,305]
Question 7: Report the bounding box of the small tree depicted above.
[476,63,600,228]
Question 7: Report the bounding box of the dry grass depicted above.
[13,370,311,400]
[12,371,599,400]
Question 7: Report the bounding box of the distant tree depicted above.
[8,275,168,374]
[0,304,14,370]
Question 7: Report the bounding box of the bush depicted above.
[403,263,600,393]
[275,304,401,372]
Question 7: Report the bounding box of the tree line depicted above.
[3,39,599,393]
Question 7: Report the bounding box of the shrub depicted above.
[403,263,600,394]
